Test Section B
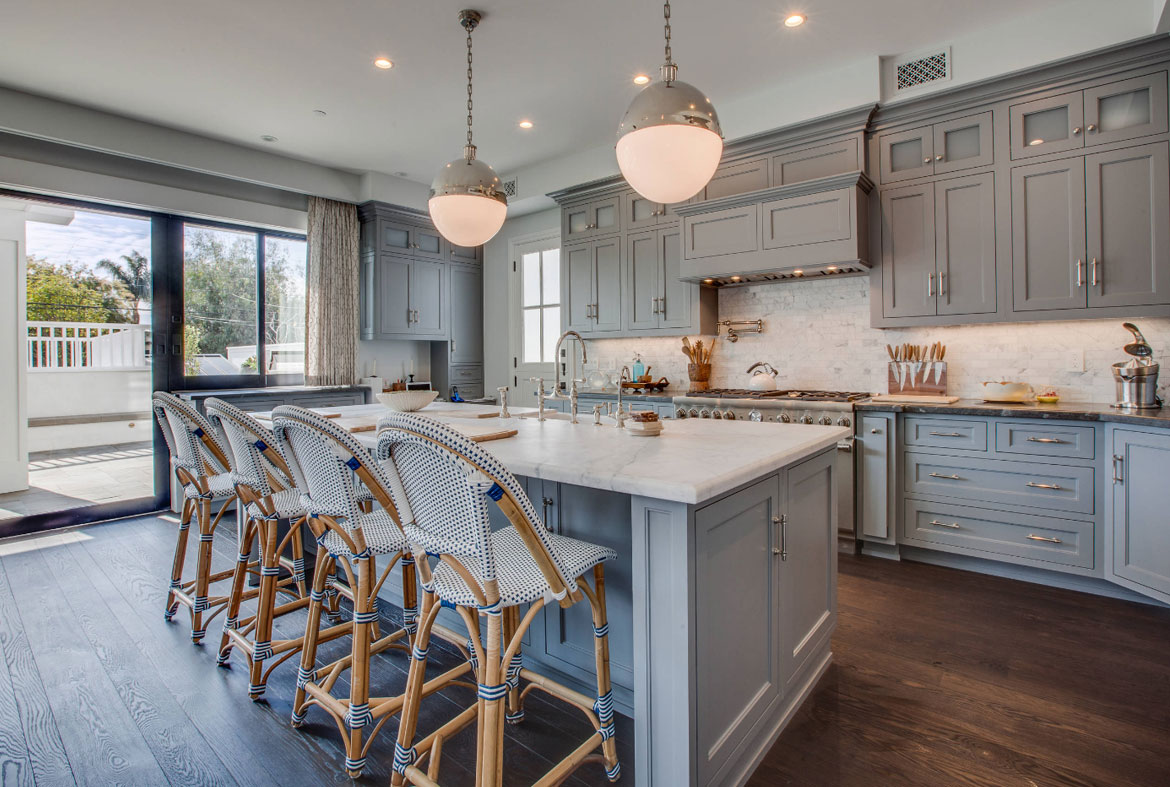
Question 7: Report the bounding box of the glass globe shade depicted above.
[617,78,723,204]
[428,154,508,247]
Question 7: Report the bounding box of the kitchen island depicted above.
[344,405,846,787]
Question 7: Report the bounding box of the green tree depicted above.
[26,257,135,323]
[97,251,150,323]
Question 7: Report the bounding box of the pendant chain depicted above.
[663,1,672,66]
[466,25,474,151]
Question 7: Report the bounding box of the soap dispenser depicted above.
[632,353,645,381]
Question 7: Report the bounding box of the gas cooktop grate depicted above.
[685,389,871,402]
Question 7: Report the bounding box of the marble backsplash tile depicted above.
[582,276,1170,404]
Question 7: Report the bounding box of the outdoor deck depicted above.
[0,442,153,520]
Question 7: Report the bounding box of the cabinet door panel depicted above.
[592,237,622,333]
[1011,157,1087,311]
[659,228,693,330]
[936,172,996,315]
[410,259,445,335]
[933,112,993,174]
[781,450,836,692]
[592,196,621,236]
[380,220,413,252]
[448,264,483,364]
[695,475,782,784]
[702,157,770,200]
[413,226,444,259]
[1084,72,1168,147]
[683,205,758,259]
[376,254,412,336]
[881,182,936,318]
[1010,91,1085,159]
[626,231,660,330]
[625,191,661,230]
[878,126,934,184]
[772,138,860,185]
[563,243,594,332]
[563,203,592,241]
[1109,429,1170,604]
[1086,142,1170,308]
[448,242,480,264]
[762,189,851,250]
[858,414,895,541]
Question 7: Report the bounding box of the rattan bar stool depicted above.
[271,406,473,778]
[376,412,622,787]
[151,391,240,643]
[205,397,340,700]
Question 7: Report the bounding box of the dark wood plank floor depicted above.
[3,516,1168,786]
[754,553,1170,787]
[0,515,633,786]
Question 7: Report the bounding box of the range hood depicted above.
[673,170,873,286]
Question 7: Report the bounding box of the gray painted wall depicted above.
[482,208,560,395]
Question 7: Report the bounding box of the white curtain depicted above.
[305,196,359,386]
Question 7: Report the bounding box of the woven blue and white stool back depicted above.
[205,398,290,497]
[152,391,229,482]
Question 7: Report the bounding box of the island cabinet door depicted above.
[1107,428,1170,605]
[693,474,784,785]
[537,482,635,692]
[779,448,837,693]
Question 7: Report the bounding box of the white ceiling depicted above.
[0,0,1140,188]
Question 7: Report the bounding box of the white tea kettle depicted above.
[746,362,779,391]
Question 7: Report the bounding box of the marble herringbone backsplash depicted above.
[584,276,1170,404]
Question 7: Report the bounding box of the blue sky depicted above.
[25,208,151,272]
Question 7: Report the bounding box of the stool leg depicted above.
[217,516,257,666]
[590,564,620,782]
[478,609,505,787]
[401,553,418,645]
[324,559,342,623]
[503,606,525,725]
[190,498,215,643]
[164,498,193,621]
[292,543,331,727]
[343,555,374,778]
[391,594,435,787]
[289,517,308,598]
[249,517,280,700]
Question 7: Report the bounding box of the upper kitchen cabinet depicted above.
[1013,141,1170,312]
[563,237,622,336]
[562,196,621,241]
[626,228,717,334]
[877,112,992,183]
[1010,72,1168,159]
[623,191,680,231]
[772,138,861,186]
[696,157,770,201]
[447,241,481,264]
[376,217,445,260]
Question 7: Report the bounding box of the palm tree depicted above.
[97,251,149,324]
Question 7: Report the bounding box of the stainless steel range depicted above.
[672,388,873,551]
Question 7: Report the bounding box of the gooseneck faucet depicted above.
[552,331,588,398]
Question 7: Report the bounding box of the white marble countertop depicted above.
[335,403,847,505]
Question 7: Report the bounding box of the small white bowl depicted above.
[376,390,438,412]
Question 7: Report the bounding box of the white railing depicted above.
[27,321,150,371]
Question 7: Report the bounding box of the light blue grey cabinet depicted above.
[367,253,448,340]
[625,227,711,333]
[857,413,896,543]
[562,237,622,336]
[562,196,621,241]
[877,113,993,185]
[377,217,444,260]
[880,182,935,317]
[623,191,677,231]
[1010,156,1087,312]
[446,263,483,365]
[375,253,413,337]
[1107,426,1170,604]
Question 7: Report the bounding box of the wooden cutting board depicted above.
[869,394,960,404]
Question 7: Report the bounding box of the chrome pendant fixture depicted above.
[429,9,507,248]
[616,1,723,205]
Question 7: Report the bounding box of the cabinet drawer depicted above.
[903,499,1094,569]
[448,364,483,382]
[995,421,1095,460]
[903,416,988,451]
[905,453,1095,514]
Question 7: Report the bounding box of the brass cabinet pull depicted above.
[1026,534,1063,544]
[929,520,960,529]
[870,428,882,434]
[1027,436,1065,444]
[1073,126,1083,135]
[935,154,944,161]
[929,431,963,437]
[929,472,962,480]
[1112,454,1124,484]
[1086,123,1097,132]
[923,157,932,164]
[1026,481,1063,490]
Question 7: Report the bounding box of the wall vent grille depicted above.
[501,177,518,198]
[896,50,949,91]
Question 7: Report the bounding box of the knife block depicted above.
[888,361,947,395]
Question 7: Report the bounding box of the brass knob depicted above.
[1086,124,1096,132]
[935,154,943,161]
[1073,126,1082,135]
[923,157,931,164]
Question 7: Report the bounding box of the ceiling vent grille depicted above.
[501,177,518,198]
[895,48,950,92]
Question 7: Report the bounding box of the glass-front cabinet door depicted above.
[933,112,993,174]
[1010,91,1086,159]
[878,126,935,183]
[1083,72,1169,147]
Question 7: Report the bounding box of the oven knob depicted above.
[711,410,723,419]
[700,408,711,419]
[799,414,813,425]
[675,408,687,419]
[819,416,833,426]
[748,409,762,423]
[723,410,736,421]
[837,416,852,427]
[689,408,700,418]
[779,413,791,424]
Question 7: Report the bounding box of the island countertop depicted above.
[341,405,847,505]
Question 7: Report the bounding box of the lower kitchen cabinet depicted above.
[857,412,896,543]
[1107,426,1170,604]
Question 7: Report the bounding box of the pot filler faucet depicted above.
[552,330,589,423]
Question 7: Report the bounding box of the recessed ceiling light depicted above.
[260,135,278,143]
[373,57,393,69]
[784,14,805,27]
[518,119,534,129]
[633,74,651,85]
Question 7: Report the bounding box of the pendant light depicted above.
[616,1,723,204]
[429,9,507,248]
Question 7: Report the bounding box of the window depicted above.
[520,247,560,363]
[180,221,306,380]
